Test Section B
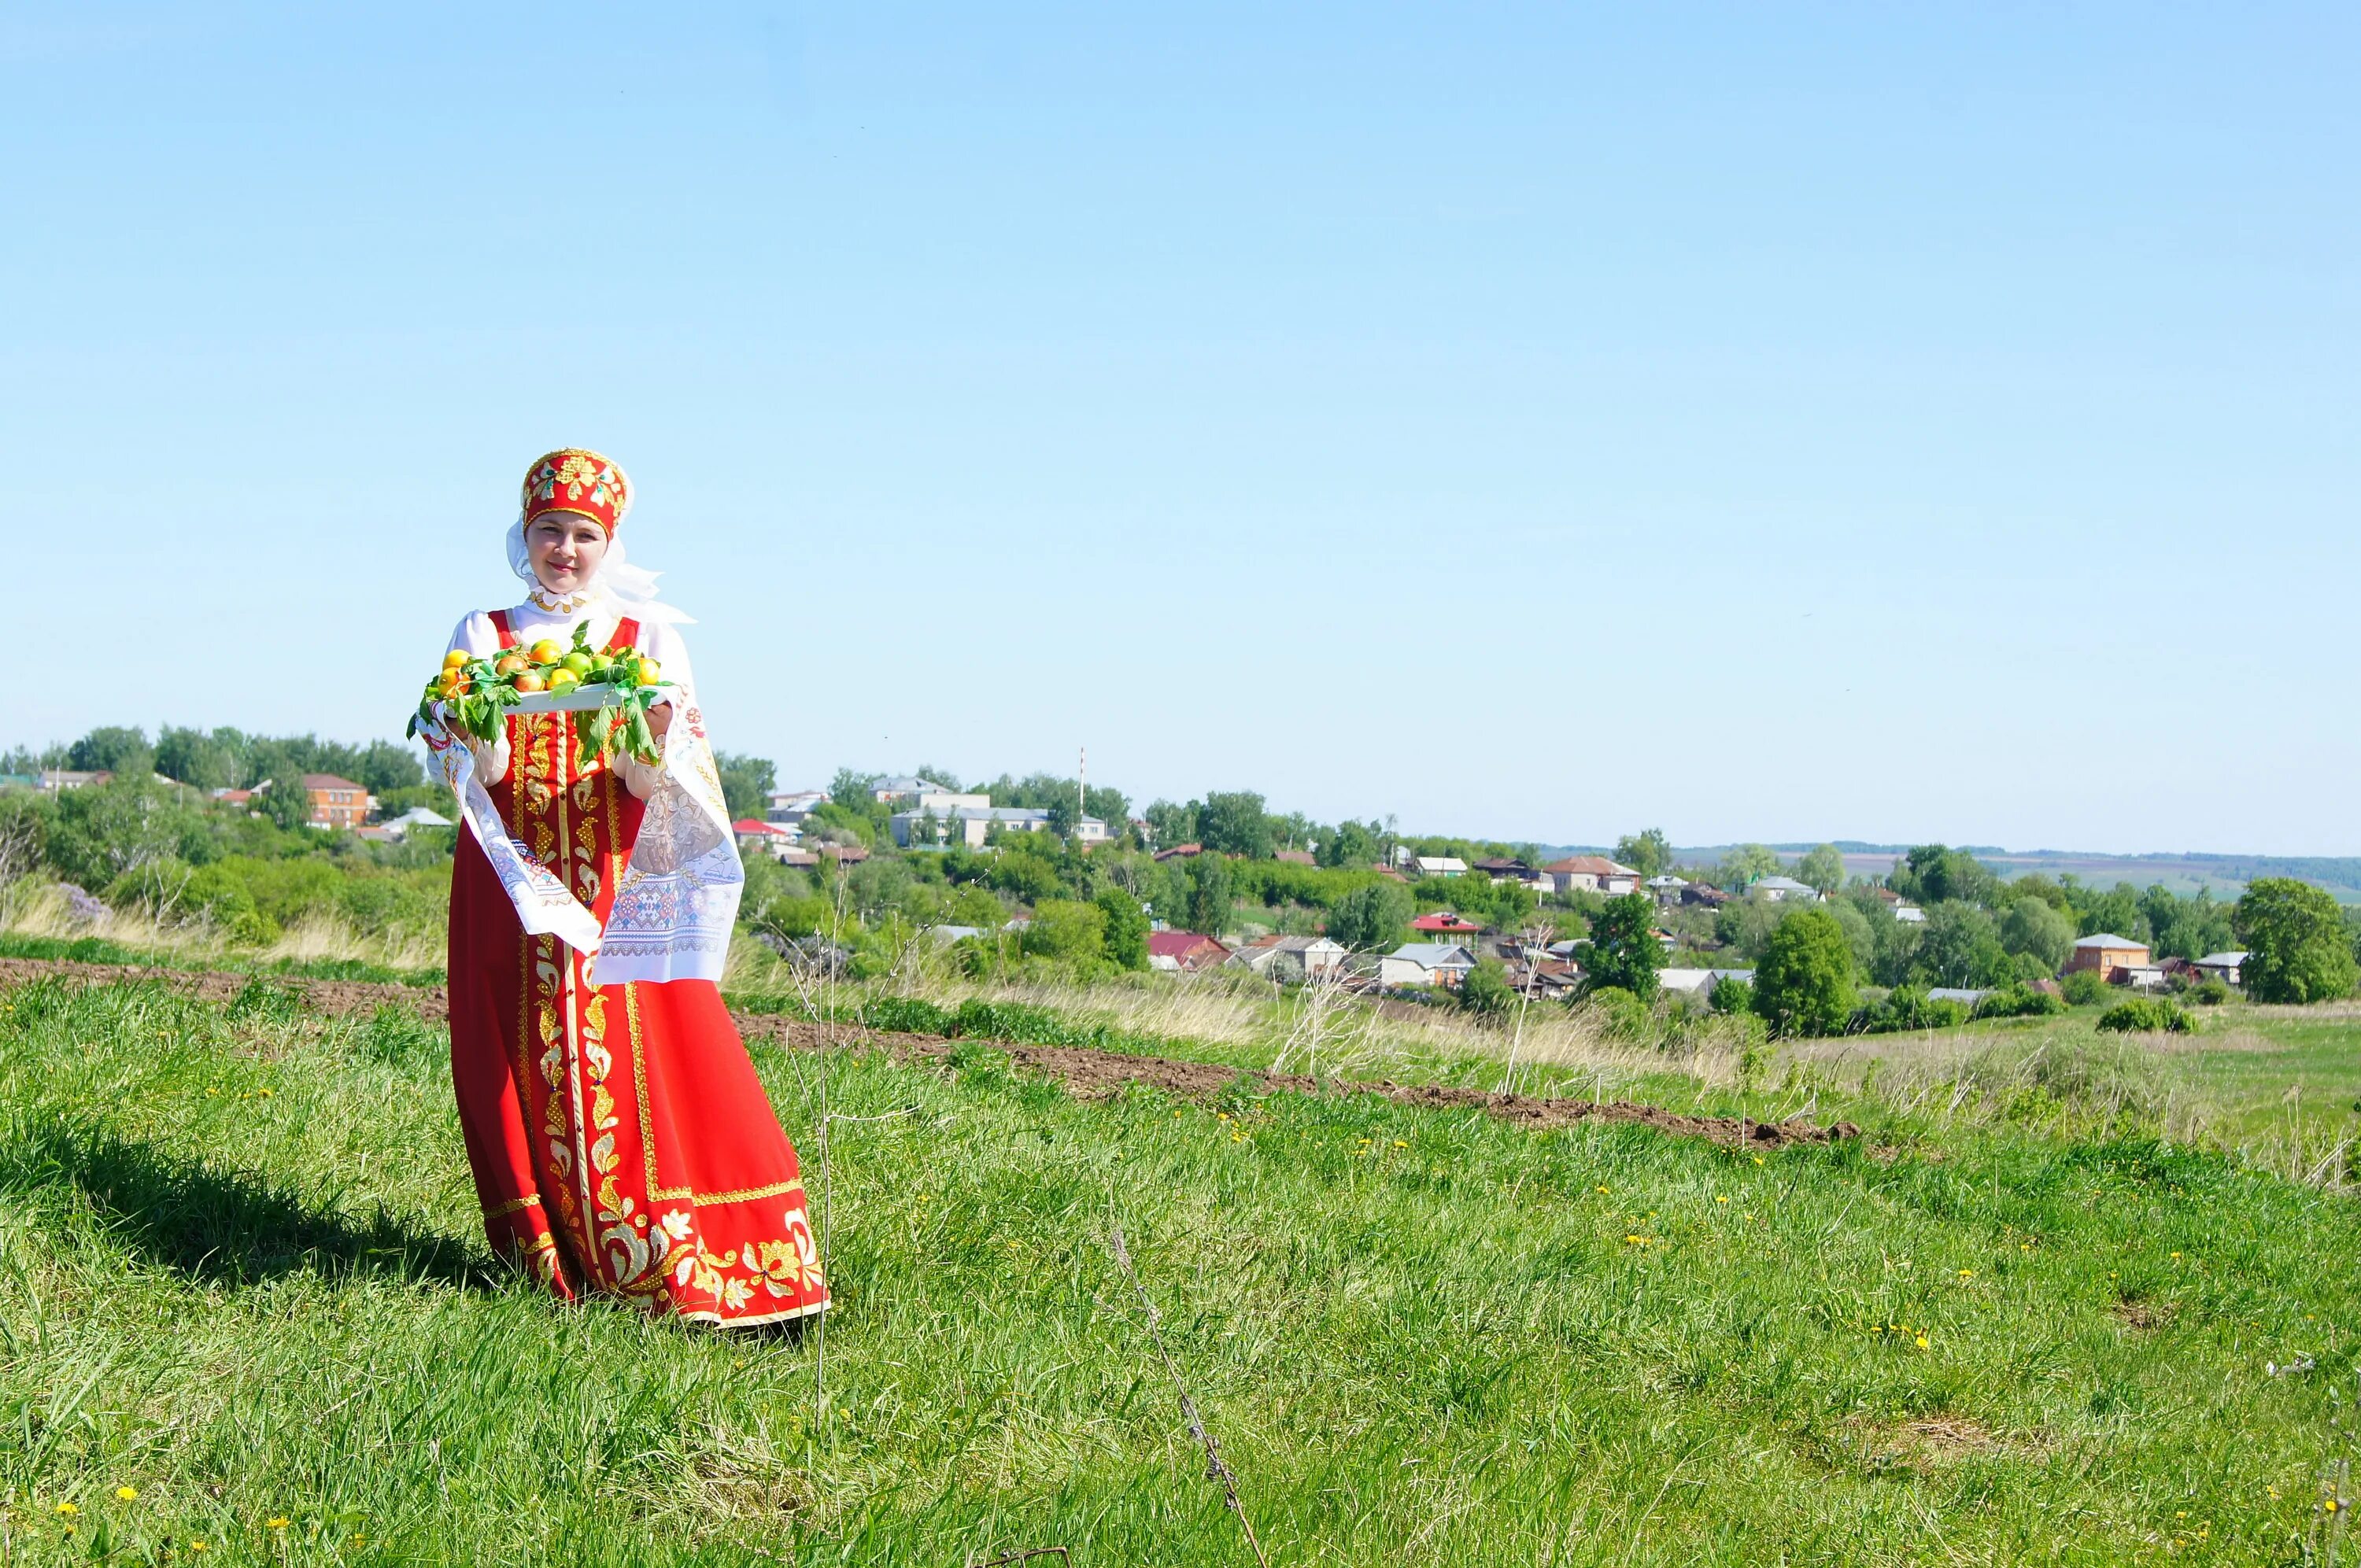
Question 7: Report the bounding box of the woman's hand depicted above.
[645,699,673,740]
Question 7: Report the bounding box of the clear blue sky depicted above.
[4,4,2355,854]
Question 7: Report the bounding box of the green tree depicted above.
[828,769,880,810]
[1718,843,1778,888]
[1095,885,1150,970]
[1613,828,1672,879]
[1752,907,1859,1039]
[1581,893,1661,1001]
[1895,845,2001,909]
[1457,958,1515,1018]
[1997,895,2075,972]
[1318,818,1380,869]
[1910,902,2014,988]
[257,778,315,834]
[712,753,776,822]
[1184,853,1232,936]
[2235,877,2360,1004]
[1198,791,1273,859]
[1141,799,1197,849]
[354,739,426,795]
[68,725,153,778]
[1796,843,1846,896]
[2074,882,2147,943]
[1022,899,1107,965]
[155,726,240,791]
[1327,880,1412,951]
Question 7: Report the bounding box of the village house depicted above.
[870,776,991,812]
[1410,911,1487,941]
[2193,950,2248,986]
[2064,933,2152,983]
[1502,956,1583,999]
[1412,855,1470,878]
[1151,842,1202,861]
[1539,856,1641,896]
[1644,874,1688,904]
[1472,857,1541,887]
[1750,875,1820,902]
[377,806,452,840]
[1147,931,1231,973]
[301,774,371,830]
[1679,883,1732,909]
[1377,943,1477,989]
[733,819,800,857]
[890,806,1107,849]
[1230,933,1350,982]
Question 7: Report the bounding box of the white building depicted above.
[891,806,1107,850]
[1750,876,1820,902]
[1377,943,1476,988]
[2192,950,2248,985]
[1231,934,1350,981]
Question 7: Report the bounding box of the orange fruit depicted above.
[442,649,469,670]
[528,639,567,665]
[634,657,662,686]
[547,668,582,695]
[493,654,527,677]
[513,670,548,694]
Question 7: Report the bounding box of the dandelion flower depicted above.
[190,1542,207,1552]
[1753,1156,1764,1165]
[54,1502,77,1515]
[1915,1334,1929,1349]
[259,1088,274,1098]
[268,1517,290,1529]
[1716,1196,1729,1204]
[116,1486,138,1501]
[1392,1140,1407,1149]
[1957,1269,1973,1280]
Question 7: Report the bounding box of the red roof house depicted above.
[1411,912,1486,938]
[1147,931,1230,972]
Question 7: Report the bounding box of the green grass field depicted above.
[2,972,2358,1564]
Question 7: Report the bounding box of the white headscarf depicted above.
[507,485,693,625]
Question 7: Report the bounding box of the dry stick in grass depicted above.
[1105,1212,1273,1568]
[969,1549,1070,1567]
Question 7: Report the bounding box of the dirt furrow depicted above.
[0,956,1858,1149]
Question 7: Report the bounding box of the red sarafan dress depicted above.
[445,609,826,1327]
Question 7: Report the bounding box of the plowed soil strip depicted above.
[0,957,1857,1149]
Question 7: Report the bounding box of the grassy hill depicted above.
[1,971,2357,1563]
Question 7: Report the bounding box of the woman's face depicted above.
[525,512,610,595]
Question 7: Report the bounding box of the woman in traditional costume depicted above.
[424,448,826,1328]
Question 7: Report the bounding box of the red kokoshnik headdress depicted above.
[520,448,634,534]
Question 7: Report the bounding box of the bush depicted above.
[1582,985,1653,1043]
[2059,970,2112,1007]
[1709,975,1752,1015]
[859,996,955,1036]
[1020,898,1107,965]
[1973,982,2069,1020]
[1457,958,1515,1019]
[1864,985,1969,1033]
[2189,977,2232,1005]
[2096,998,2195,1035]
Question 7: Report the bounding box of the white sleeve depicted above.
[444,612,511,788]
[611,622,693,801]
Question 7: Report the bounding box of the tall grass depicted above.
[0,973,2355,1562]
[0,881,443,982]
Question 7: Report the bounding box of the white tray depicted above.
[509,685,658,714]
